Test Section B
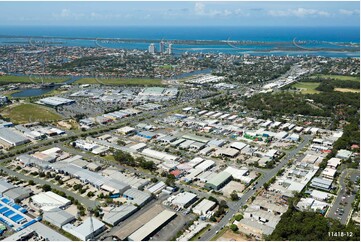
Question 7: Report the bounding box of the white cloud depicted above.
[339,9,360,15]
[194,3,249,17]
[52,9,133,21]
[194,2,205,15]
[60,9,71,17]
[52,9,85,19]
[268,8,330,17]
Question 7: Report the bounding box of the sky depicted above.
[0,1,359,27]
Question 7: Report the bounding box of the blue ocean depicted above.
[0,26,359,57]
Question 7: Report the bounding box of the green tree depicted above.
[234,214,243,221]
[230,224,239,232]
[230,191,239,201]
[42,184,52,192]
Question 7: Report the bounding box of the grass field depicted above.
[310,74,360,82]
[292,82,321,94]
[76,78,163,85]
[0,75,69,84]
[1,103,62,124]
[159,64,173,69]
[334,88,360,93]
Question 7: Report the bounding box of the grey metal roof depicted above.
[0,179,14,194]
[206,171,232,187]
[28,222,71,241]
[0,128,29,145]
[43,208,75,226]
[3,187,31,200]
[123,188,151,206]
[102,204,138,226]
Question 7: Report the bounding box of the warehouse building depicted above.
[102,169,149,190]
[63,217,106,241]
[17,154,50,168]
[179,140,195,149]
[141,148,179,162]
[199,146,215,156]
[188,157,205,168]
[0,128,30,148]
[0,179,13,195]
[101,179,131,194]
[129,143,147,152]
[194,159,215,172]
[182,134,210,144]
[157,135,177,144]
[38,96,75,107]
[205,171,232,190]
[43,208,76,228]
[0,119,13,128]
[230,142,247,151]
[3,187,32,202]
[137,131,157,139]
[128,210,176,241]
[52,163,130,193]
[139,87,165,96]
[3,222,71,241]
[147,181,166,194]
[123,188,152,207]
[223,167,249,180]
[183,169,203,182]
[169,192,197,208]
[196,171,214,183]
[189,142,205,151]
[102,204,138,226]
[215,147,239,158]
[31,191,71,211]
[207,139,226,148]
[170,138,186,147]
[192,199,216,215]
[116,126,136,136]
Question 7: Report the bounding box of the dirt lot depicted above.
[221,181,245,197]
[217,229,252,241]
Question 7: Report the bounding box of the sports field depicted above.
[1,103,62,124]
[292,82,320,94]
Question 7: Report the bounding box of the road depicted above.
[326,168,359,225]
[199,135,312,241]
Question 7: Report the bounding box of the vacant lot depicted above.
[292,82,320,94]
[217,228,252,241]
[310,74,360,82]
[0,75,68,84]
[76,77,163,85]
[222,181,246,197]
[1,103,62,123]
